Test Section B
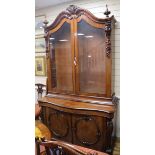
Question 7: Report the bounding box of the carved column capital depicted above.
[106,118,113,153]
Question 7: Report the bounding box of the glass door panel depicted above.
[49,22,73,92]
[77,20,106,94]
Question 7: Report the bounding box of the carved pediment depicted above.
[45,5,114,32]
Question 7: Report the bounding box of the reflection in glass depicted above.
[49,22,73,92]
[77,20,106,94]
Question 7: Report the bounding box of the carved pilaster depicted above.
[40,106,46,125]
[106,118,113,154]
[105,20,112,58]
[103,5,112,58]
[44,33,49,56]
[43,20,49,58]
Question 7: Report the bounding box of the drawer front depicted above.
[72,114,107,151]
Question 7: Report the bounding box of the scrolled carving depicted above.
[73,116,101,146]
[64,5,88,20]
[66,5,80,16]
[61,5,87,19]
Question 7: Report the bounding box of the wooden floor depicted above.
[112,138,120,155]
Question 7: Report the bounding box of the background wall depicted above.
[35,0,120,137]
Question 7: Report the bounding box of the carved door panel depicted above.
[47,108,72,142]
[72,114,107,151]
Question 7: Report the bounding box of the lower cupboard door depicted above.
[72,114,107,151]
[47,108,72,143]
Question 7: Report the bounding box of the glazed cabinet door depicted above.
[48,21,75,94]
[72,114,107,151]
[46,108,72,143]
[74,19,109,96]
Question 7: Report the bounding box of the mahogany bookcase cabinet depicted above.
[38,5,117,154]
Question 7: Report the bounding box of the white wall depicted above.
[35,0,120,137]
